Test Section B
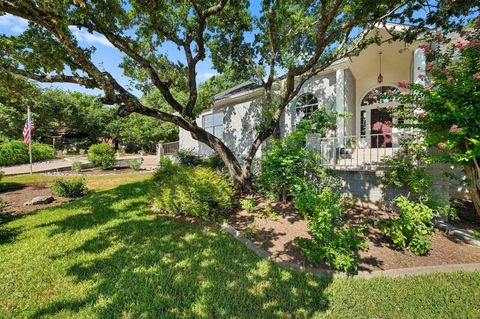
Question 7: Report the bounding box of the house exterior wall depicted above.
[282,72,337,136]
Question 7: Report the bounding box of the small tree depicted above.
[389,18,480,217]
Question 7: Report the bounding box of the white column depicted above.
[335,69,346,146]
[413,48,426,84]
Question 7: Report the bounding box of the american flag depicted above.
[22,115,35,146]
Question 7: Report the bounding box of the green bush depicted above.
[51,178,87,198]
[71,161,83,173]
[151,159,234,219]
[87,143,116,169]
[297,188,367,272]
[378,196,435,255]
[176,149,204,167]
[127,159,142,170]
[240,198,257,212]
[0,140,55,166]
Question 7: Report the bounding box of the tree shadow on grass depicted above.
[31,181,333,318]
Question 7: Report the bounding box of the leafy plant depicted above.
[151,161,234,220]
[87,143,116,170]
[176,149,204,167]
[51,178,87,198]
[378,196,435,256]
[473,230,480,239]
[240,198,257,212]
[0,140,55,166]
[297,188,367,272]
[259,202,280,221]
[127,159,142,170]
[0,199,6,213]
[71,161,83,173]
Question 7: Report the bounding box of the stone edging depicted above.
[434,220,480,247]
[221,223,480,280]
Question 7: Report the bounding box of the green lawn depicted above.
[1,175,479,318]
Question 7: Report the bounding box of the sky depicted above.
[0,2,264,98]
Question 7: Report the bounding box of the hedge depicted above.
[0,140,55,166]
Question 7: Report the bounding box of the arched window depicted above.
[361,86,400,106]
[295,93,318,121]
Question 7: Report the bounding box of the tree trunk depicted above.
[464,163,480,219]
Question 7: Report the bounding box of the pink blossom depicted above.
[467,39,480,48]
[447,76,454,83]
[426,62,435,71]
[435,34,445,42]
[418,74,425,80]
[460,30,472,37]
[369,93,379,100]
[423,85,431,92]
[450,125,462,132]
[453,38,470,49]
[398,80,410,88]
[418,43,434,55]
[443,66,453,74]
[474,72,480,80]
[418,111,427,118]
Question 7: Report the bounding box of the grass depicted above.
[1,175,480,318]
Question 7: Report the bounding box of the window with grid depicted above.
[202,112,224,139]
[295,93,319,122]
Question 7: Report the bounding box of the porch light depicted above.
[377,51,383,83]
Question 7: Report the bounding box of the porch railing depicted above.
[308,132,414,170]
[157,141,179,160]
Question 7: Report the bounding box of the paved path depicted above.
[1,155,159,176]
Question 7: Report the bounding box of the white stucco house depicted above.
[178,25,426,167]
[172,25,468,204]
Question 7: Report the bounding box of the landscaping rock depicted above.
[24,196,55,206]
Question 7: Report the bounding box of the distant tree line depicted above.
[0,73,178,153]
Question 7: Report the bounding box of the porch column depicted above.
[413,48,426,84]
[335,68,346,146]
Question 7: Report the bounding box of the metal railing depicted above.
[157,141,179,160]
[309,132,414,170]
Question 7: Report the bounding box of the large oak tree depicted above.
[0,0,476,192]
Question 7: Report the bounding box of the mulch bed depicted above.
[228,195,480,272]
[0,183,70,215]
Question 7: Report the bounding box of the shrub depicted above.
[176,149,204,167]
[127,159,142,170]
[151,161,234,219]
[297,188,367,272]
[51,178,87,198]
[378,196,435,255]
[0,199,6,213]
[202,154,226,171]
[240,198,257,212]
[71,161,83,173]
[0,170,3,182]
[87,143,116,169]
[0,140,55,166]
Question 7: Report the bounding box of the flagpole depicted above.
[28,105,33,175]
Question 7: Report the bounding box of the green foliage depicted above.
[381,137,430,201]
[240,198,257,212]
[127,159,142,171]
[0,198,6,213]
[151,162,234,219]
[257,126,340,201]
[297,188,367,272]
[176,149,204,167]
[0,140,55,166]
[71,161,83,173]
[87,143,116,170]
[378,196,435,256]
[51,178,87,198]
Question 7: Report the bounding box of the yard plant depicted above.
[0,140,55,166]
[151,158,234,219]
[87,143,116,170]
[51,178,88,198]
[378,196,435,256]
[297,188,367,272]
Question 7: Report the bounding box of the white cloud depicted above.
[0,14,28,34]
[198,72,218,81]
[68,26,113,47]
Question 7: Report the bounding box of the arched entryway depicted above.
[358,85,400,148]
